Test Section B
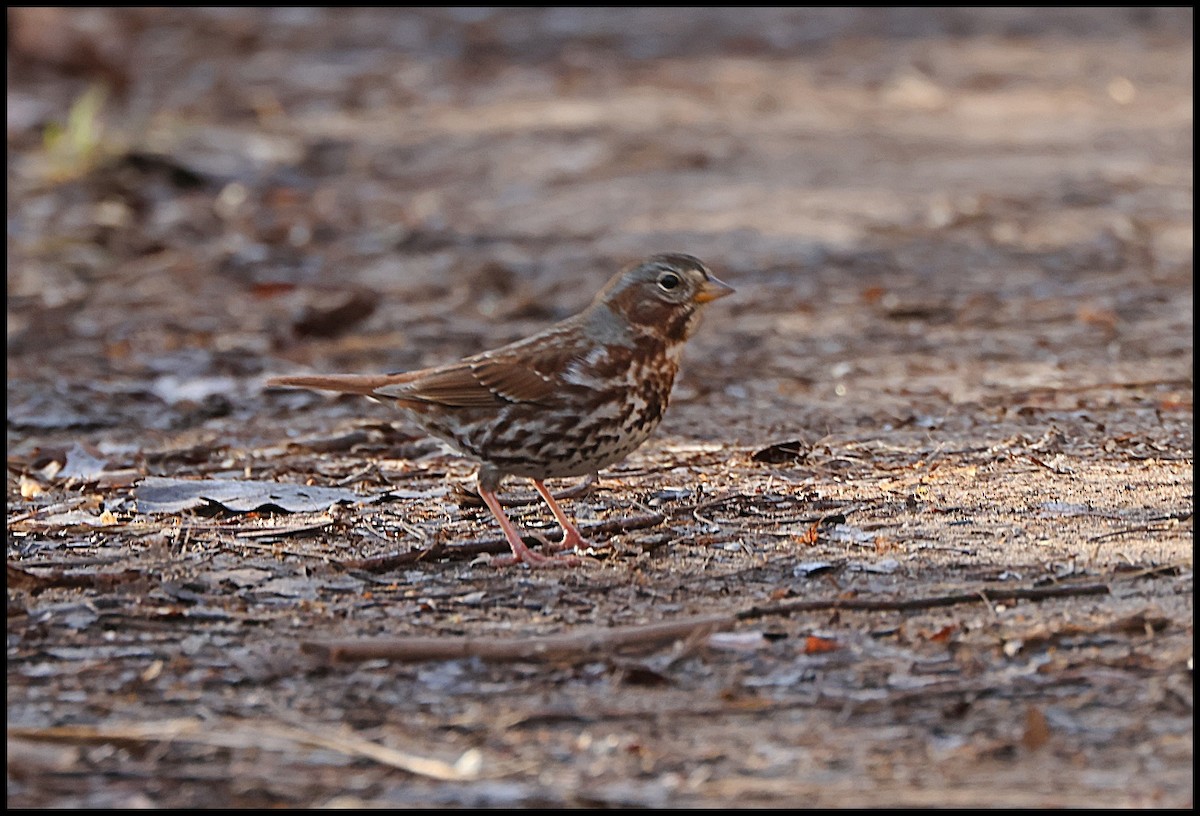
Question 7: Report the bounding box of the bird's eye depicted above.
[657,272,681,291]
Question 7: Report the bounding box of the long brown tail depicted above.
[266,373,405,397]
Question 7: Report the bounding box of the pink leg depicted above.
[533,480,593,551]
[478,485,580,568]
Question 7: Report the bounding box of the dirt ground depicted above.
[6,8,1193,808]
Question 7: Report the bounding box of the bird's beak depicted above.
[694,276,735,303]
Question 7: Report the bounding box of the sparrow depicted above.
[268,253,733,566]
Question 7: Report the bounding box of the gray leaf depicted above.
[135,476,366,514]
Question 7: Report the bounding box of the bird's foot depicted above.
[488,543,583,569]
[551,529,595,554]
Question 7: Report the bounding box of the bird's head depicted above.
[593,253,734,342]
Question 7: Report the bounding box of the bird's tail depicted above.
[266,373,401,397]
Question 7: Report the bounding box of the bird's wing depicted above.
[374,358,558,407]
[275,320,587,408]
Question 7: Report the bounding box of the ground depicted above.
[5,8,1193,808]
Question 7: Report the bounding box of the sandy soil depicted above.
[6,8,1192,807]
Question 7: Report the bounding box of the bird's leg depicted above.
[533,479,593,552]
[478,484,580,568]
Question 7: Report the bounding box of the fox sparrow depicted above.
[268,253,733,567]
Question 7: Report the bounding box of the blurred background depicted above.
[7,8,1192,449]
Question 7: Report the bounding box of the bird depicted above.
[267,253,733,567]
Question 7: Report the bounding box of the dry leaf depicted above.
[803,635,839,655]
[927,624,957,644]
[1021,705,1051,751]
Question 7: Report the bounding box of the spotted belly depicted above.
[411,353,679,480]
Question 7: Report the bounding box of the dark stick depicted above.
[337,511,667,571]
[303,614,732,663]
[302,580,1114,664]
[735,581,1111,620]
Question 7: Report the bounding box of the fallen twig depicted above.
[1088,511,1192,542]
[303,613,733,663]
[6,718,481,781]
[1088,523,1183,543]
[221,539,335,561]
[736,581,1111,620]
[302,580,1120,665]
[499,667,1114,730]
[234,517,337,539]
[6,563,146,595]
[338,511,665,571]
